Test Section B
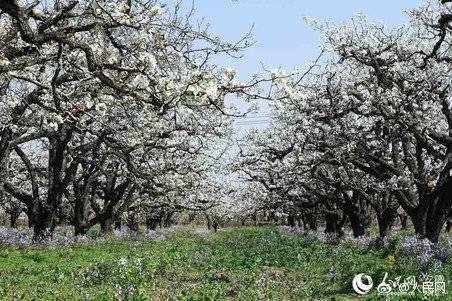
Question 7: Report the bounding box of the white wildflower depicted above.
[118,257,128,266]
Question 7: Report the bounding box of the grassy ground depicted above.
[0,227,450,300]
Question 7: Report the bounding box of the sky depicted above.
[172,0,425,131]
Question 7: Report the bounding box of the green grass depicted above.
[0,227,450,300]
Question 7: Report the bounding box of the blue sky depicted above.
[172,0,425,130]
[190,0,424,77]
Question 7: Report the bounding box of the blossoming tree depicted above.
[0,0,261,241]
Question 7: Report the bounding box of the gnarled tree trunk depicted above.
[374,191,399,238]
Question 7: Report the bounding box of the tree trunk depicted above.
[10,210,20,228]
[163,212,173,228]
[127,211,138,231]
[26,206,34,228]
[399,214,408,230]
[73,194,90,236]
[32,203,54,243]
[212,220,219,232]
[343,191,369,238]
[446,220,452,233]
[410,200,449,243]
[206,214,212,230]
[349,213,366,237]
[412,192,451,243]
[95,180,134,235]
[302,210,318,231]
[188,213,195,223]
[308,218,318,231]
[377,210,397,238]
[403,152,452,243]
[114,220,121,230]
[146,215,158,230]
[100,218,114,234]
[36,129,74,241]
[271,211,279,224]
[74,223,88,236]
[375,191,399,238]
[287,214,296,227]
[0,133,12,206]
[9,210,20,228]
[324,212,342,236]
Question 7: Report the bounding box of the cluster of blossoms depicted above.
[0,226,32,246]
[279,226,374,246]
[0,225,215,247]
[399,236,452,269]
[281,225,451,270]
[0,226,104,247]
